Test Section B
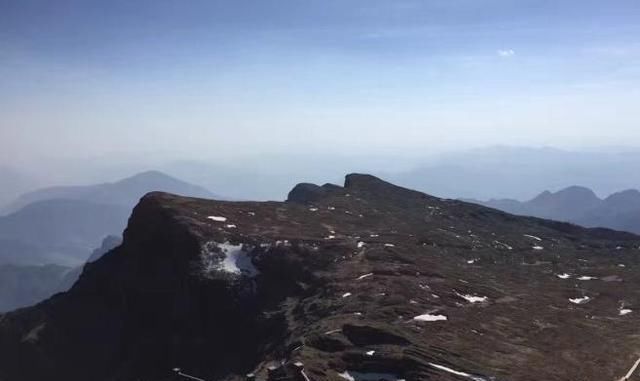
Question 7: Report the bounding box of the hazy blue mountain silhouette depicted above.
[473,186,640,234]
[4,170,215,214]
[0,171,216,266]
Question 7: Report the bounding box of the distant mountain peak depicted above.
[605,189,640,202]
[4,171,217,214]
[474,184,640,235]
[116,170,182,184]
[557,185,599,197]
[532,186,599,201]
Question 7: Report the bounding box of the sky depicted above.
[2,0,640,168]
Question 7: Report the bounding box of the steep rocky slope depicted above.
[1,174,640,381]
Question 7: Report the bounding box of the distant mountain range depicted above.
[0,170,215,266]
[3,170,215,214]
[6,147,640,203]
[385,147,640,201]
[470,186,640,234]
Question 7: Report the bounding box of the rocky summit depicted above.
[1,174,640,381]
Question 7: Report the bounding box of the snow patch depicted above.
[357,273,374,280]
[342,292,352,298]
[620,308,633,316]
[201,242,259,277]
[366,350,375,356]
[357,241,366,248]
[569,296,590,304]
[494,241,513,250]
[414,313,447,322]
[532,246,544,250]
[556,273,571,279]
[337,371,403,381]
[428,363,486,381]
[524,234,542,241]
[384,243,395,247]
[456,292,488,303]
[207,216,227,222]
[577,276,597,281]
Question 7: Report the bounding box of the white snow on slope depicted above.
[338,371,404,381]
[494,240,513,250]
[414,313,447,322]
[456,292,488,303]
[569,296,590,304]
[524,234,542,241]
[577,276,597,281]
[338,371,355,381]
[556,273,571,279]
[357,273,374,280]
[201,242,259,277]
[428,363,486,381]
[207,216,227,222]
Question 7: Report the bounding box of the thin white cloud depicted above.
[497,49,515,57]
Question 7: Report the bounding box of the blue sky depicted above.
[1,0,640,164]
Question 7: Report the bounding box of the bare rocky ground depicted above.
[1,174,640,381]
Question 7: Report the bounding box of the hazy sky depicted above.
[2,0,640,166]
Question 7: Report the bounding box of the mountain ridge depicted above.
[1,174,639,381]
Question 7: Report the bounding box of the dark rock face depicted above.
[1,175,640,381]
[287,182,341,203]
